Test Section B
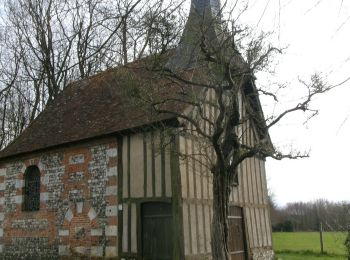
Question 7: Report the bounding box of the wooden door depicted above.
[228,206,247,260]
[142,202,173,260]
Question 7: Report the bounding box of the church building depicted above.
[0,0,274,259]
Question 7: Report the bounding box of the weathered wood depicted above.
[122,136,128,198]
[143,133,148,198]
[117,136,124,256]
[183,202,191,255]
[155,132,162,197]
[320,222,324,254]
[120,130,181,258]
[180,136,188,198]
[170,134,185,260]
[122,203,129,253]
[130,134,144,198]
[165,141,172,197]
[118,100,272,259]
[145,133,153,198]
[190,203,198,254]
[228,206,247,260]
[204,204,212,252]
[142,202,173,259]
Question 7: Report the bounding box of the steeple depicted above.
[167,0,223,70]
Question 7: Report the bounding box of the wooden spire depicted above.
[166,0,223,70]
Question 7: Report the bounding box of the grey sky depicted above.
[1,0,348,206]
[236,0,350,206]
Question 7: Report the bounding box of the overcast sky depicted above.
[1,0,349,207]
[235,0,350,206]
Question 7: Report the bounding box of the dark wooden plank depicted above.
[117,136,123,256]
[170,135,185,259]
[127,135,131,198]
[143,133,147,198]
[228,206,247,260]
[161,130,166,197]
[142,202,173,260]
[151,131,156,197]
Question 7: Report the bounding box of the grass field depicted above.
[273,232,348,260]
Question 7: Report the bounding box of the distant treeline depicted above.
[269,198,350,232]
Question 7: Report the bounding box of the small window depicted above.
[23,166,41,211]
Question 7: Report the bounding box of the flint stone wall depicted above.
[0,139,118,259]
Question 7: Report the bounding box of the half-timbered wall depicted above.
[179,88,274,260]
[120,131,177,259]
[0,138,118,258]
[0,90,273,260]
[179,134,213,260]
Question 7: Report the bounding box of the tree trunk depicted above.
[211,168,230,260]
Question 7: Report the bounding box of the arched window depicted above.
[23,166,41,211]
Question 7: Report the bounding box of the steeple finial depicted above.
[167,0,223,70]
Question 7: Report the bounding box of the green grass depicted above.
[275,251,346,260]
[273,232,348,260]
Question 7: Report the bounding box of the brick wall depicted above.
[0,138,118,259]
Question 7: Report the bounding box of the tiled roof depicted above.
[0,57,187,160]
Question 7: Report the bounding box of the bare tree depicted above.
[0,0,341,258]
[123,1,338,259]
[0,0,185,149]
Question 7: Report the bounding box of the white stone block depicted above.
[58,229,69,236]
[105,225,118,236]
[0,228,3,237]
[65,208,73,222]
[106,186,118,196]
[76,201,83,214]
[69,154,85,164]
[118,204,123,211]
[107,166,118,177]
[0,198,4,205]
[37,161,45,171]
[0,183,5,191]
[73,246,89,255]
[20,164,26,174]
[41,175,49,185]
[105,206,118,217]
[91,246,103,257]
[15,180,24,188]
[91,228,103,236]
[0,168,6,177]
[105,246,118,257]
[107,148,118,158]
[0,213,4,221]
[14,195,23,204]
[88,207,97,221]
[40,192,49,202]
[59,245,70,256]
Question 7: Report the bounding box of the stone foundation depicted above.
[251,248,274,260]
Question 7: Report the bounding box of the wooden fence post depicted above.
[319,221,324,254]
